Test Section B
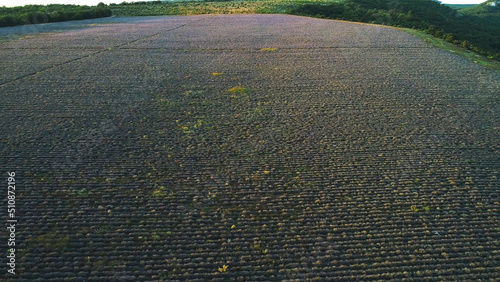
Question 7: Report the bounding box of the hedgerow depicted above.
[0,3,112,27]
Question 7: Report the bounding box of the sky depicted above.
[0,0,488,8]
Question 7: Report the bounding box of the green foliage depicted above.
[288,0,458,28]
[227,86,250,94]
[153,185,167,197]
[287,0,500,61]
[0,4,112,27]
[445,4,476,10]
[109,0,317,17]
[460,1,500,16]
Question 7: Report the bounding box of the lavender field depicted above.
[1,15,499,280]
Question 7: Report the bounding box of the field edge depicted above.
[401,27,500,72]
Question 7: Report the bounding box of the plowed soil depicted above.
[1,14,499,280]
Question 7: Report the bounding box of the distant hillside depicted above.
[460,0,499,15]
[287,0,500,60]
[454,1,500,60]
[444,4,476,10]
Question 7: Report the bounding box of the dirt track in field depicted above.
[1,15,499,280]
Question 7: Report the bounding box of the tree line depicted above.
[0,3,112,27]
